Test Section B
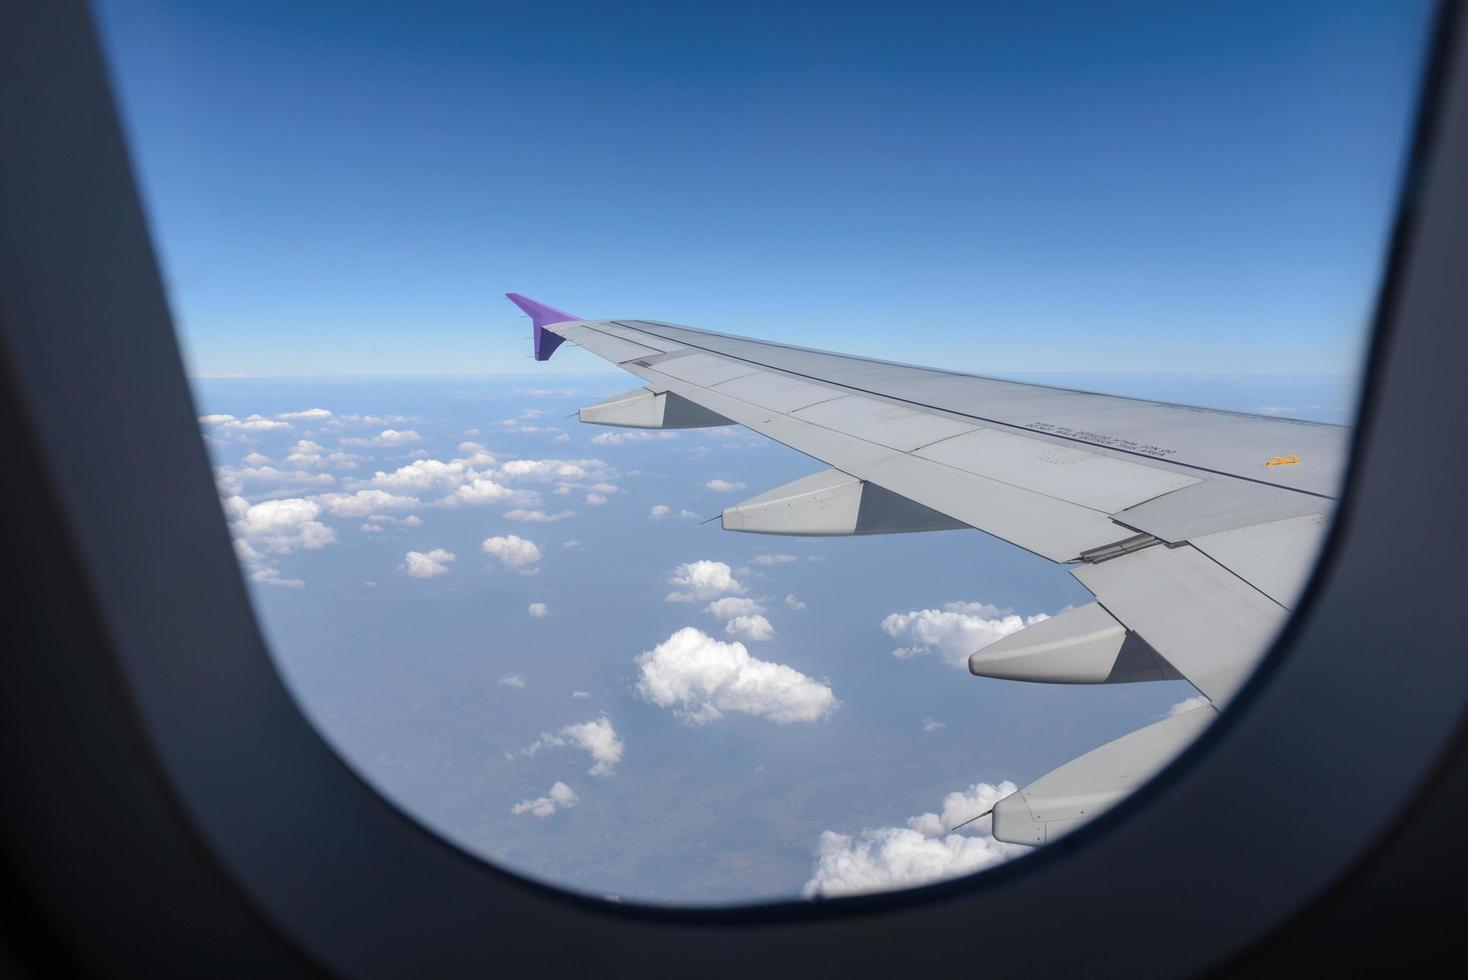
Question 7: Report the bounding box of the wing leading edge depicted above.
[511,294,1342,845]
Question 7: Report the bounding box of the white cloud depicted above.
[589,431,675,446]
[497,458,613,483]
[249,565,305,589]
[511,781,578,818]
[444,478,534,507]
[678,509,699,520]
[803,781,1026,898]
[313,489,421,518]
[571,690,592,699]
[922,718,946,733]
[521,718,624,776]
[241,451,272,466]
[881,601,1049,668]
[704,479,746,493]
[649,504,671,519]
[1168,696,1211,717]
[375,428,421,445]
[498,672,527,689]
[214,465,336,495]
[225,496,336,554]
[724,614,775,642]
[277,408,333,421]
[528,602,549,618]
[368,458,482,494]
[585,493,608,506]
[666,560,746,602]
[785,594,807,610]
[202,413,294,436]
[505,508,575,523]
[634,627,836,725]
[482,534,542,571]
[753,553,798,566]
[402,548,455,578]
[704,597,765,619]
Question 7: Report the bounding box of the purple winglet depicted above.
[506,293,580,361]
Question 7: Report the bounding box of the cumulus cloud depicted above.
[753,553,798,566]
[704,479,746,493]
[666,560,746,602]
[215,465,335,495]
[201,413,294,436]
[482,534,542,570]
[224,496,336,554]
[922,718,946,733]
[724,614,775,642]
[277,408,333,421]
[505,509,575,523]
[803,781,1026,898]
[785,594,807,610]
[444,478,533,507]
[1168,696,1211,717]
[497,458,612,483]
[368,458,483,494]
[590,431,675,446]
[634,627,836,725]
[521,718,624,776]
[649,504,671,519]
[498,672,527,689]
[402,548,455,578]
[249,565,305,589]
[375,428,421,445]
[313,489,421,518]
[704,597,765,619]
[571,690,592,699]
[511,781,577,818]
[881,601,1049,668]
[585,494,608,506]
[528,602,548,618]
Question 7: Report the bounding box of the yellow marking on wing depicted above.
[1264,454,1301,467]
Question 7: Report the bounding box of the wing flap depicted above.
[1189,513,1330,608]
[991,705,1218,845]
[1072,544,1286,703]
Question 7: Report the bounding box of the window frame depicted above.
[1,0,1465,974]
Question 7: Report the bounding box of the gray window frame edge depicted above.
[1,0,1465,975]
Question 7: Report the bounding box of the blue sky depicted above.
[97,0,1430,378]
[95,2,1430,904]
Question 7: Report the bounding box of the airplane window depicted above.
[92,1,1435,904]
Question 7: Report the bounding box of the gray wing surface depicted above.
[511,294,1344,845]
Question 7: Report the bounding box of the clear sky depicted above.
[96,0,1431,378]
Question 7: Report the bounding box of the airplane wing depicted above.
[509,293,1343,845]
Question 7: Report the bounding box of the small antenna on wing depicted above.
[564,412,578,419]
[946,806,994,833]
[700,514,721,525]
